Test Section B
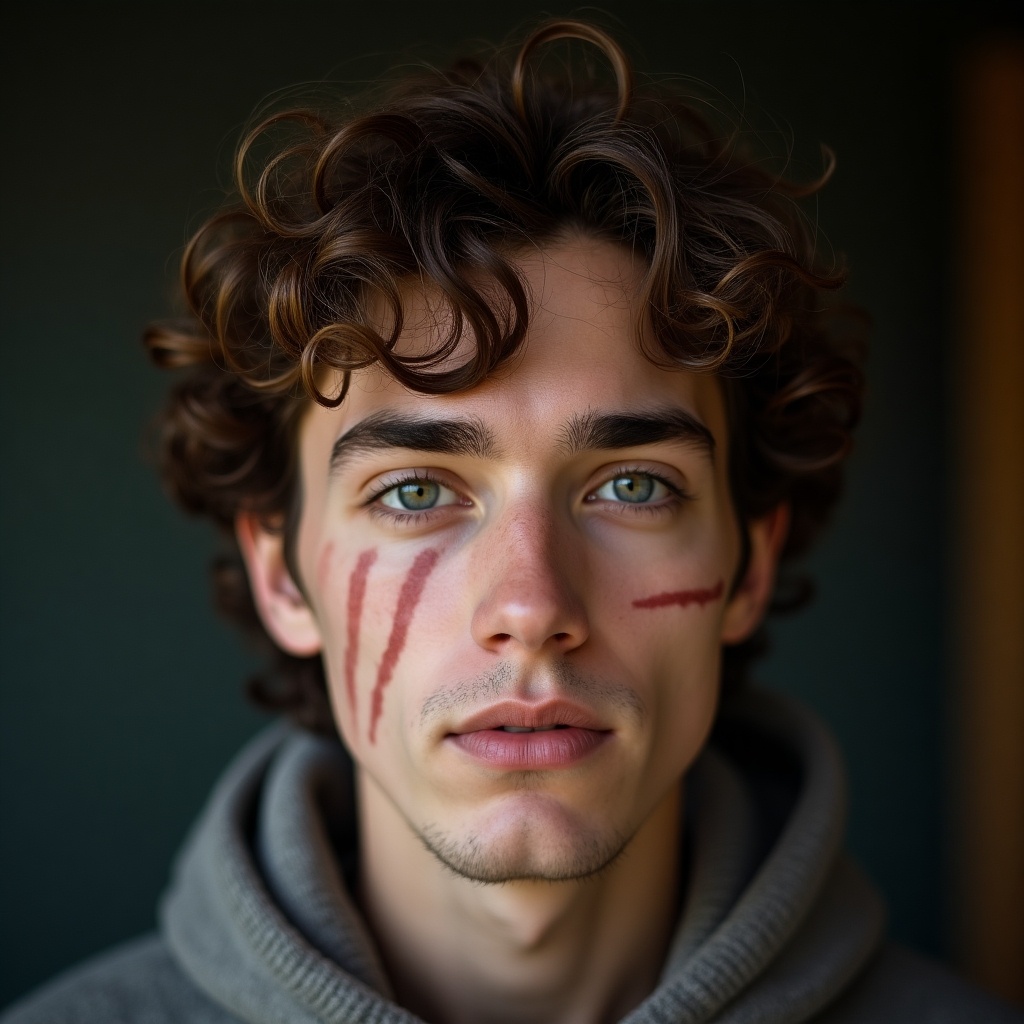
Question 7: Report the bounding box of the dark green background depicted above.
[2,0,1016,1008]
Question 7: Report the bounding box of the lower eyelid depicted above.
[369,506,444,525]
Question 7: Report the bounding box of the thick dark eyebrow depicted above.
[329,411,499,475]
[559,408,716,460]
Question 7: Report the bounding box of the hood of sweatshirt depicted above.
[159,687,886,1024]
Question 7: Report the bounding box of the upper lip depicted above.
[449,700,609,735]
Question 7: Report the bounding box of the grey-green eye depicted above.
[379,478,460,512]
[593,473,666,504]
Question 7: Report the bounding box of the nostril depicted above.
[494,633,511,641]
[554,632,570,641]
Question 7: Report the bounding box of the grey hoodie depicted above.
[4,688,1019,1023]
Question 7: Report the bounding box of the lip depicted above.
[453,699,607,734]
[447,700,611,769]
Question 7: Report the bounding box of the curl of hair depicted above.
[147,19,864,733]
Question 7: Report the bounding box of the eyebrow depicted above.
[329,411,499,475]
[559,408,716,460]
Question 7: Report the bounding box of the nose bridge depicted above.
[470,495,588,654]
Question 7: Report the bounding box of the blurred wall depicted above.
[954,40,1024,1003]
[1,0,1016,1007]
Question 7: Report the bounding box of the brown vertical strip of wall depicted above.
[954,40,1024,1005]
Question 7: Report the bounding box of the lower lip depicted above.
[449,728,610,768]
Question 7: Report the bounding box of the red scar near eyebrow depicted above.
[344,548,378,726]
[368,548,440,744]
[632,578,725,610]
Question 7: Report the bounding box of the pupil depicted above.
[614,475,653,503]
[398,481,439,510]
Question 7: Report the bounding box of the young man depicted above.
[4,19,1018,1024]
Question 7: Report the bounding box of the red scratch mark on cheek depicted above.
[632,578,725,610]
[344,549,378,726]
[368,548,440,744]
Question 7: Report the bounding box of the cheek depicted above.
[309,544,374,747]
[591,507,735,621]
[602,556,726,744]
[621,539,728,618]
[343,548,379,724]
[631,578,725,611]
[640,598,725,782]
[313,545,442,750]
[365,548,440,744]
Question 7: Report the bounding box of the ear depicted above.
[720,503,790,645]
[235,512,322,657]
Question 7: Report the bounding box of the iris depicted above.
[396,480,440,510]
[612,474,655,503]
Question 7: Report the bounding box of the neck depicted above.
[355,775,682,1024]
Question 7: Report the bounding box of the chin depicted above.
[416,807,631,884]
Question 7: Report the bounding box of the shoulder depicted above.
[0,934,239,1024]
[820,942,1024,1023]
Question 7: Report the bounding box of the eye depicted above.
[378,477,462,512]
[593,472,670,504]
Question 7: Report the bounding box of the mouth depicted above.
[452,699,607,734]
[494,724,567,733]
[447,701,611,769]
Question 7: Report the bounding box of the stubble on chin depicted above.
[415,818,632,884]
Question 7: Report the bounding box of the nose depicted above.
[470,505,589,655]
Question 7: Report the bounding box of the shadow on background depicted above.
[2,0,1021,1009]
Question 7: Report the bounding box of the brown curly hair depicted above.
[145,20,864,735]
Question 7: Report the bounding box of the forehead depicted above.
[305,238,728,455]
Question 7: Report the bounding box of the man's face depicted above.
[250,237,769,883]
